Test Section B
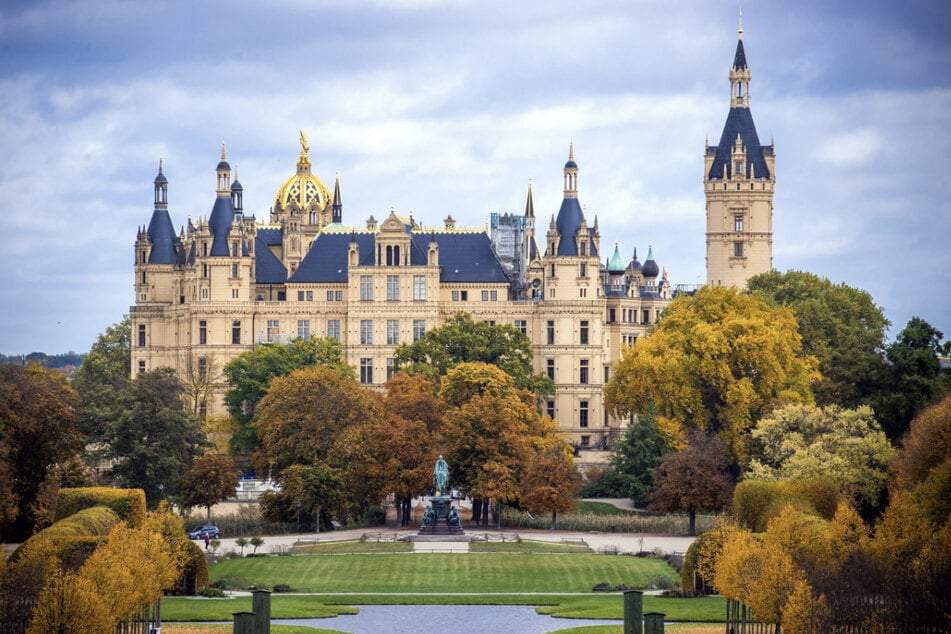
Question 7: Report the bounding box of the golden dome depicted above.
[273,131,332,212]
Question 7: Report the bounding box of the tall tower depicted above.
[704,15,775,288]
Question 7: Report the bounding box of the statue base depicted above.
[416,493,465,537]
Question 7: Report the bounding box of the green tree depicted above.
[106,368,207,508]
[222,337,353,454]
[648,433,734,536]
[747,403,894,514]
[748,270,890,409]
[395,312,554,396]
[261,461,343,532]
[605,285,819,465]
[179,453,239,523]
[0,363,84,540]
[875,317,950,440]
[71,318,131,442]
[608,404,670,505]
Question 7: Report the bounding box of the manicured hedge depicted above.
[55,487,147,527]
[10,505,119,565]
[178,539,210,595]
[733,479,842,532]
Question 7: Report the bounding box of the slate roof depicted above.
[708,106,770,180]
[289,231,509,284]
[733,38,747,70]
[146,208,178,264]
[254,236,288,284]
[553,197,599,257]
[207,195,235,256]
[257,228,283,246]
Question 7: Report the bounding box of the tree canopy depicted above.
[222,336,354,454]
[179,453,239,523]
[105,368,207,508]
[605,285,819,463]
[395,312,554,396]
[747,403,894,514]
[748,270,890,409]
[607,403,670,505]
[71,318,130,441]
[0,363,84,540]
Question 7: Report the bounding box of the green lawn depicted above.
[291,540,414,554]
[210,553,679,593]
[468,539,591,553]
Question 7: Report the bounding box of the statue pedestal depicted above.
[415,493,465,539]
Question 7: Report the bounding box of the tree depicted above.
[438,362,560,525]
[520,447,582,530]
[106,368,207,508]
[875,317,950,440]
[395,312,554,396]
[0,363,84,540]
[181,355,219,420]
[607,403,670,505]
[179,453,239,523]
[748,270,890,409]
[747,403,894,514]
[605,285,819,465]
[261,461,343,532]
[71,318,131,442]
[648,433,734,535]
[223,337,354,454]
[890,392,951,492]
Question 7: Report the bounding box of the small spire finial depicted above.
[738,8,743,40]
[158,158,164,174]
[221,143,227,161]
[234,165,238,180]
[569,141,575,161]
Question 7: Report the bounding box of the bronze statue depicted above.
[433,455,449,494]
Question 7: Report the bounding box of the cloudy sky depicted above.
[1,0,949,355]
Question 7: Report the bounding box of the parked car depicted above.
[187,524,220,539]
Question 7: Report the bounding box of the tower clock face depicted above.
[532,278,541,288]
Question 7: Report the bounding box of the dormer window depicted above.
[580,242,586,256]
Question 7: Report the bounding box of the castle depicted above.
[130,23,773,457]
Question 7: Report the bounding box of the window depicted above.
[452,290,459,301]
[266,320,279,343]
[298,291,305,301]
[514,319,527,335]
[298,320,310,339]
[642,309,650,324]
[580,263,586,277]
[202,264,208,278]
[387,320,399,345]
[138,325,146,347]
[360,358,373,384]
[491,290,497,301]
[327,319,341,341]
[608,308,615,323]
[360,320,373,344]
[199,320,207,345]
[604,366,610,382]
[232,320,241,345]
[580,320,589,345]
[413,275,426,300]
[580,359,589,384]
[580,242,586,256]
[138,360,146,374]
[232,263,239,278]
[547,320,555,345]
[413,319,426,341]
[579,400,589,428]
[580,435,590,447]
[547,400,555,419]
[387,358,396,380]
[482,290,489,301]
[547,359,555,380]
[360,275,373,301]
[550,263,555,277]
[734,241,744,257]
[461,290,468,301]
[306,290,313,301]
[387,275,399,301]
[734,214,744,232]
[327,290,335,301]
[335,290,343,301]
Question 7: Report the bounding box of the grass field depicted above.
[209,552,679,593]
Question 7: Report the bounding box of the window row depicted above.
[451,289,499,301]
[359,275,428,301]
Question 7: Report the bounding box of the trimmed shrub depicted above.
[56,488,147,527]
[733,480,842,532]
[197,586,225,598]
[177,539,209,595]
[272,584,291,593]
[11,506,120,564]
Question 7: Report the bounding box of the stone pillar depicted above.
[233,611,255,634]
[644,611,665,634]
[252,589,271,633]
[623,589,643,634]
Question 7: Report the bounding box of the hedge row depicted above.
[500,509,717,536]
[732,479,842,532]
[55,487,147,527]
[10,506,119,564]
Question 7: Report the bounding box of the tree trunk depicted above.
[481,499,489,526]
[206,505,211,524]
[550,511,557,531]
[472,498,482,523]
[688,509,696,536]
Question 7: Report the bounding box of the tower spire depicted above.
[738,8,743,40]
[332,172,343,224]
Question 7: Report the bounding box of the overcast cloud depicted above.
[0,0,949,354]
